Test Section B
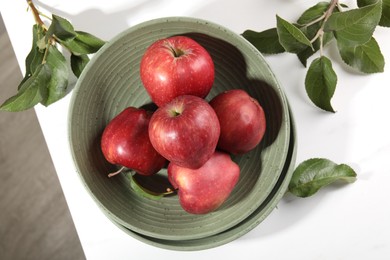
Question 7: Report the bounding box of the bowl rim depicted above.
[68,16,291,241]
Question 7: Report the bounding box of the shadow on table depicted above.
[34,0,157,40]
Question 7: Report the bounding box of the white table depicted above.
[2,0,390,259]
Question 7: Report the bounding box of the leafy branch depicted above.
[0,1,362,197]
[243,0,388,112]
[0,0,106,112]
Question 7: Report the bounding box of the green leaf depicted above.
[29,46,45,74]
[61,31,105,55]
[30,28,48,74]
[75,31,106,52]
[41,45,69,106]
[338,36,385,73]
[358,0,390,27]
[276,15,314,53]
[305,56,337,112]
[324,1,382,46]
[0,64,51,112]
[47,14,77,41]
[71,54,90,78]
[289,158,357,197]
[241,28,285,54]
[19,25,46,89]
[381,0,390,26]
[297,2,330,25]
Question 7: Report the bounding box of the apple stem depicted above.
[172,48,185,57]
[164,187,177,195]
[166,43,185,58]
[108,166,125,178]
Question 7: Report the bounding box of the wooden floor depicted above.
[0,15,86,260]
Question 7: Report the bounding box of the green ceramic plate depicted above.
[110,110,296,250]
[68,17,291,241]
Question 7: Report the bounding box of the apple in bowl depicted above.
[148,95,220,169]
[101,107,167,176]
[168,151,240,214]
[210,89,266,154]
[140,35,215,107]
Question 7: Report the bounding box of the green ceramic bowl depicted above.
[69,17,291,241]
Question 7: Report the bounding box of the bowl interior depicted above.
[69,17,290,240]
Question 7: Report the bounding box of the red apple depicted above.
[209,89,266,154]
[101,107,166,176]
[148,95,220,169]
[168,151,240,214]
[140,35,214,107]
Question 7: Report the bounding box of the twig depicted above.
[27,0,47,29]
[310,0,339,46]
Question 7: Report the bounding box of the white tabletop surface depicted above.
[1,0,390,259]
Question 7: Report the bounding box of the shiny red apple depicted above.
[168,151,240,214]
[209,89,266,154]
[140,35,214,107]
[148,95,220,169]
[101,107,166,176]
